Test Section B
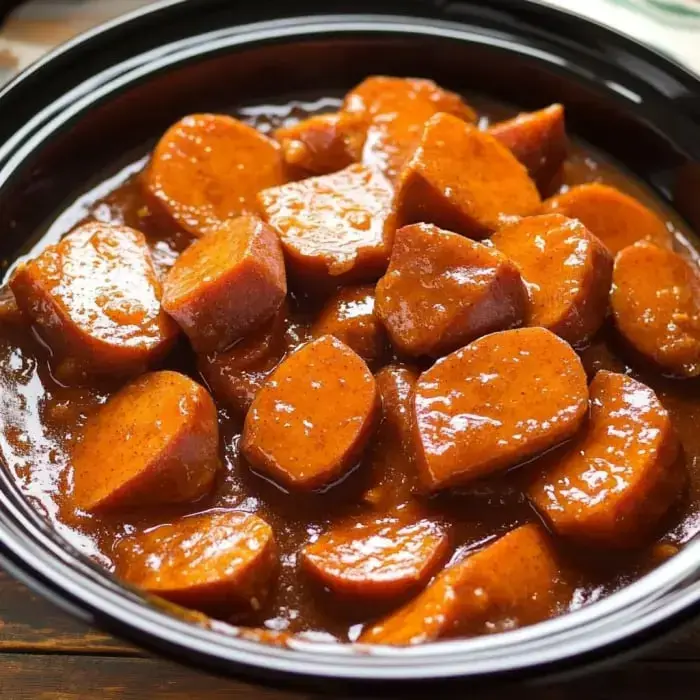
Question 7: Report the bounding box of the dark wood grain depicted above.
[4,654,700,700]
[0,570,135,654]
[0,654,309,700]
[3,565,700,698]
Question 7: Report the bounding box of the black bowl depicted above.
[1,0,700,694]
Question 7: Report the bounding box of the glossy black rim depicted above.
[0,1,699,691]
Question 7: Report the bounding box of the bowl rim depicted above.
[0,2,699,689]
[2,0,699,96]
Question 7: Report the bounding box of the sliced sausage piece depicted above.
[73,371,219,513]
[414,327,588,490]
[10,223,177,376]
[241,335,379,490]
[395,113,541,238]
[491,214,613,347]
[528,371,684,547]
[162,215,286,353]
[258,164,395,285]
[301,517,449,600]
[488,104,566,192]
[611,241,700,377]
[198,302,292,415]
[274,111,365,175]
[543,183,673,254]
[311,285,385,364]
[143,114,286,238]
[375,223,527,357]
[359,524,568,644]
[115,511,277,613]
[343,76,476,180]
[375,364,420,450]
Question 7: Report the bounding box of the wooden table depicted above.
[1,567,700,699]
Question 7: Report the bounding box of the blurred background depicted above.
[0,0,698,88]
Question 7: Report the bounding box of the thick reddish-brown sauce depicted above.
[1,95,699,642]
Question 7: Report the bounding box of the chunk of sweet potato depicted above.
[72,371,219,513]
[489,104,566,191]
[344,76,476,180]
[301,517,448,600]
[198,302,292,415]
[376,223,527,357]
[274,111,365,175]
[116,511,277,613]
[359,524,568,644]
[241,335,379,490]
[543,183,673,254]
[413,327,588,490]
[10,223,177,376]
[143,114,286,237]
[258,164,395,285]
[395,113,541,238]
[311,285,385,364]
[529,371,684,546]
[162,215,286,353]
[491,214,613,347]
[375,364,420,450]
[611,241,700,377]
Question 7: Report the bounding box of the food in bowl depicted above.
[0,75,698,647]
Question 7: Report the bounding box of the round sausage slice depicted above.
[343,76,476,180]
[611,241,700,377]
[73,371,219,513]
[528,371,684,547]
[395,113,541,238]
[375,223,527,357]
[491,214,613,347]
[311,285,385,364]
[241,335,379,490]
[162,215,287,353]
[258,164,395,285]
[414,327,589,490]
[274,111,365,175]
[115,511,277,613]
[359,524,568,645]
[488,104,566,192]
[143,114,286,238]
[301,518,449,600]
[543,183,673,254]
[10,223,178,377]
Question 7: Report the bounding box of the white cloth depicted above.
[541,0,700,75]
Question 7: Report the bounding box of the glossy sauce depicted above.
[1,95,699,640]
